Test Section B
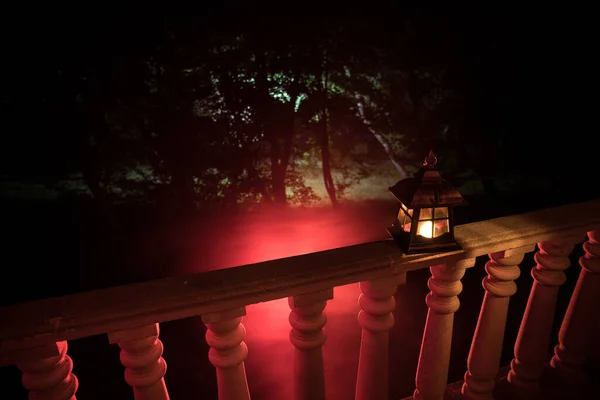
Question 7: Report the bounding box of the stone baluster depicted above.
[414,258,476,400]
[202,307,250,400]
[355,273,406,400]
[108,323,169,400]
[462,245,533,400]
[550,230,600,383]
[288,288,334,400]
[507,238,575,391]
[16,341,79,400]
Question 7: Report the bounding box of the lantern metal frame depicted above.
[387,150,467,254]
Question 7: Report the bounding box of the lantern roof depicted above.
[388,150,468,208]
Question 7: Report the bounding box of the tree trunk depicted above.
[255,49,294,206]
[268,132,292,206]
[318,49,338,207]
[270,153,288,205]
[267,95,297,206]
[355,101,408,177]
[319,108,338,207]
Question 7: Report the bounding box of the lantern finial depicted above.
[423,150,437,167]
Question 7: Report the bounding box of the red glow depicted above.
[190,204,392,399]
[181,203,394,273]
[244,284,363,400]
[126,203,395,399]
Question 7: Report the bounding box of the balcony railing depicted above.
[1,199,599,400]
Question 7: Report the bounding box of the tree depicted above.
[1,14,464,215]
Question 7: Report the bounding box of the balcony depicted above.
[1,199,599,400]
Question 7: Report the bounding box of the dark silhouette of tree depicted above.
[1,12,470,214]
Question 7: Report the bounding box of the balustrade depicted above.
[356,272,407,400]
[16,341,78,400]
[0,201,598,400]
[462,245,533,400]
[202,307,251,400]
[507,238,576,392]
[414,258,475,400]
[550,230,600,383]
[108,323,169,400]
[288,288,333,400]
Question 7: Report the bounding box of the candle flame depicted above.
[418,221,433,238]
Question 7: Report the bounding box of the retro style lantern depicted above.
[387,150,467,254]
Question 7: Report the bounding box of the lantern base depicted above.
[387,224,462,255]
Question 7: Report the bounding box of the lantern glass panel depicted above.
[434,207,449,218]
[419,208,433,220]
[400,202,413,217]
[433,219,450,238]
[398,208,412,233]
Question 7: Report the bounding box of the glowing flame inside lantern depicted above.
[418,221,433,238]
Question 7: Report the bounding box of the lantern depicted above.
[387,150,467,254]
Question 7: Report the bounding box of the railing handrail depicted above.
[1,199,599,360]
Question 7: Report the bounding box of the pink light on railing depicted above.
[244,284,362,400]
[214,206,386,400]
[243,213,366,264]
[126,205,391,399]
[179,205,391,273]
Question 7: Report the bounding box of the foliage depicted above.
[1,14,464,217]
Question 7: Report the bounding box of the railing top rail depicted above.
[1,199,599,357]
